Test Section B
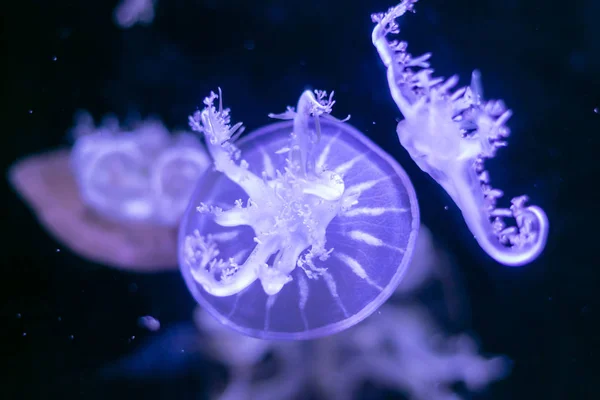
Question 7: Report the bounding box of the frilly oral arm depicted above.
[189,89,268,202]
[269,90,348,201]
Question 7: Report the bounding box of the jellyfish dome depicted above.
[71,116,210,227]
[179,89,419,340]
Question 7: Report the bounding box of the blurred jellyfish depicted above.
[193,307,306,400]
[372,0,549,266]
[313,304,510,400]
[71,112,210,227]
[8,112,209,270]
[113,0,158,29]
[180,89,419,339]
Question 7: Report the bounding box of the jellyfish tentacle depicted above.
[189,89,267,202]
[372,0,549,266]
[186,231,280,296]
[257,241,307,295]
[292,90,336,175]
[449,162,549,266]
[269,90,349,201]
[371,0,421,117]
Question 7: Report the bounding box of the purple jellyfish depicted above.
[372,0,549,266]
[71,113,210,228]
[179,89,419,339]
[8,114,209,271]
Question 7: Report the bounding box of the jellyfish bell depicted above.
[8,115,210,271]
[372,0,549,267]
[179,89,419,340]
[72,117,211,227]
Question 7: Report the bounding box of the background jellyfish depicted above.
[71,111,210,227]
[180,89,419,339]
[371,0,549,267]
[8,112,209,270]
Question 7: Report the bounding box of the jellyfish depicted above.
[8,113,209,270]
[179,89,419,339]
[71,113,210,227]
[371,0,549,266]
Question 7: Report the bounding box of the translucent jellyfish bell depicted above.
[72,115,210,227]
[179,89,419,339]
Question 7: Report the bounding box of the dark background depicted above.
[2,0,599,399]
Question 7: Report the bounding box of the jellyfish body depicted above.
[72,116,210,227]
[371,0,549,266]
[179,89,419,339]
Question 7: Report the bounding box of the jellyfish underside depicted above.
[371,0,549,266]
[180,90,419,339]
